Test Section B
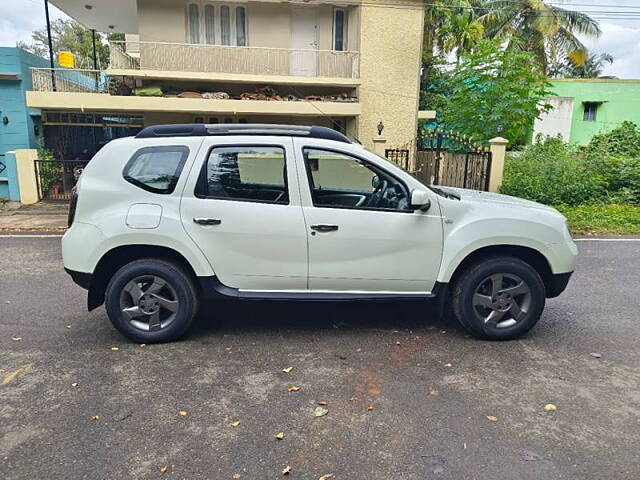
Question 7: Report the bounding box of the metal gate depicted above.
[386,130,492,191]
[34,159,89,201]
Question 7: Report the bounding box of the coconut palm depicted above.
[477,0,601,73]
[561,52,614,78]
[442,9,485,64]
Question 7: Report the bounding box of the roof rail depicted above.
[135,124,352,143]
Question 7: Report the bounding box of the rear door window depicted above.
[196,145,289,204]
[123,146,189,194]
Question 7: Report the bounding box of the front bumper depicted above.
[546,271,573,298]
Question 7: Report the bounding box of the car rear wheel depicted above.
[105,259,197,343]
[452,257,545,340]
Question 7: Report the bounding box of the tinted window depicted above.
[236,7,246,46]
[123,146,189,194]
[303,148,410,211]
[199,146,288,204]
[334,9,346,51]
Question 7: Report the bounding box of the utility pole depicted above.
[44,0,56,91]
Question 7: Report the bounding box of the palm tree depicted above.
[442,9,485,65]
[477,0,601,73]
[561,52,614,78]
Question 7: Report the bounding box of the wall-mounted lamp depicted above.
[2,116,8,125]
[377,121,384,136]
[34,125,40,136]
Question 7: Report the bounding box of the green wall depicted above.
[549,79,640,145]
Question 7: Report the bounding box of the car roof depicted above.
[135,124,352,144]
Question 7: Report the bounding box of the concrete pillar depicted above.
[488,137,508,193]
[372,136,387,157]
[14,149,39,205]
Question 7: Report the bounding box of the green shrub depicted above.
[500,136,606,205]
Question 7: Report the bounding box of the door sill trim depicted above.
[198,276,446,301]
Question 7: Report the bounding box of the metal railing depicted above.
[34,159,89,201]
[31,68,107,93]
[109,40,360,79]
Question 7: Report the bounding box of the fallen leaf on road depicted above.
[319,475,334,480]
[444,363,452,368]
[139,344,146,348]
[395,341,401,345]
[544,404,557,411]
[367,405,374,411]
[91,415,100,420]
[486,415,498,422]
[590,353,602,358]
[282,465,292,475]
[314,407,329,417]
[66,325,72,329]
[71,382,79,387]
[282,367,293,373]
[159,465,172,473]
[428,388,439,396]
[275,432,285,440]
[233,474,241,479]
[2,364,31,385]
[110,346,119,351]
[178,410,188,417]
[287,385,300,392]
[11,336,22,342]
[230,421,241,427]
[317,401,328,406]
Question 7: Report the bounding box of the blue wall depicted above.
[0,47,49,201]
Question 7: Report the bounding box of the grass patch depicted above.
[557,204,640,235]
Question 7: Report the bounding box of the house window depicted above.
[187,4,200,44]
[333,8,347,51]
[186,3,248,46]
[204,5,215,44]
[583,102,598,122]
[236,6,247,46]
[220,5,231,45]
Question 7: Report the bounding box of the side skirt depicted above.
[198,276,450,316]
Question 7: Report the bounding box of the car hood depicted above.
[438,187,558,213]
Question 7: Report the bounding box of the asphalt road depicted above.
[1,236,639,479]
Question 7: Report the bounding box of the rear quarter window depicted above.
[123,146,189,194]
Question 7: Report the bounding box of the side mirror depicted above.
[410,189,431,211]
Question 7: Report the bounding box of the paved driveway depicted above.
[1,236,639,479]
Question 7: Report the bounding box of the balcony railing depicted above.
[31,68,107,93]
[109,41,360,79]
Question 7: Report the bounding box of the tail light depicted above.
[68,187,78,227]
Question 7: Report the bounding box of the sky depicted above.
[2,0,640,78]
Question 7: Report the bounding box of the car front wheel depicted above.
[452,257,545,340]
[104,259,197,343]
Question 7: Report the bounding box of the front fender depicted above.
[437,217,561,283]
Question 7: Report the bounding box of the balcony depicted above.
[27,67,361,119]
[109,41,360,80]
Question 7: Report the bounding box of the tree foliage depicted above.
[17,19,123,69]
[424,41,551,145]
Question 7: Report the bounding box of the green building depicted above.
[532,78,640,145]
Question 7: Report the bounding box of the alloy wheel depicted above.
[472,273,532,329]
[119,275,179,332]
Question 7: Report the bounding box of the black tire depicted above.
[452,256,545,340]
[104,259,197,343]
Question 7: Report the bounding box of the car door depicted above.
[180,137,308,291]
[294,139,443,292]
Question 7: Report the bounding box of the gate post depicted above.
[372,135,387,156]
[14,149,39,205]
[488,137,508,193]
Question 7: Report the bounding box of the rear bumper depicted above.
[65,268,92,290]
[546,272,573,298]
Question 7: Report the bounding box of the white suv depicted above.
[62,124,577,343]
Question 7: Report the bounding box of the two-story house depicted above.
[26,0,429,158]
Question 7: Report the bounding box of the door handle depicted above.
[193,218,222,226]
[310,224,339,233]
